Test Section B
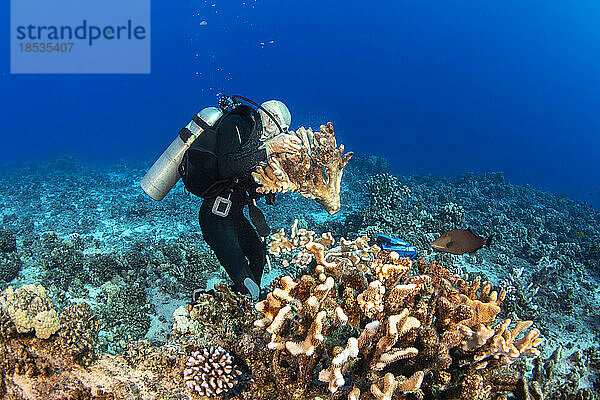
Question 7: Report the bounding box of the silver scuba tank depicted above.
[140,107,223,201]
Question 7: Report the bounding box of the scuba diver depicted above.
[140,96,301,302]
[197,99,301,301]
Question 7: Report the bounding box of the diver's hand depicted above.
[265,134,302,155]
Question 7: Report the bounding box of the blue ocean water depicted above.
[1,2,600,397]
[1,0,599,207]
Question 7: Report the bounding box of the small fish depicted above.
[259,40,275,47]
[576,231,585,239]
[431,228,493,255]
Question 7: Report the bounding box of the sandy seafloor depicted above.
[0,154,598,390]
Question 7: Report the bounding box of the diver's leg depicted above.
[199,208,254,294]
[236,214,267,286]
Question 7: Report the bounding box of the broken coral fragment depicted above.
[252,122,353,214]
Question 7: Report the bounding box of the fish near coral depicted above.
[431,228,493,255]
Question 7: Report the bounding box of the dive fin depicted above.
[376,233,393,244]
[244,277,260,302]
[486,234,494,247]
[376,234,410,247]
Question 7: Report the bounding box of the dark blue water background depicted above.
[1,0,599,206]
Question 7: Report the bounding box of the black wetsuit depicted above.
[199,112,268,294]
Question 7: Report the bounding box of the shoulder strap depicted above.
[187,104,253,136]
[227,104,254,126]
[231,95,285,134]
[191,114,213,132]
[218,105,262,145]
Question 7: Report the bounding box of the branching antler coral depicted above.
[252,122,353,214]
[251,222,544,399]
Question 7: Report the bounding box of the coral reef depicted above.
[439,202,466,227]
[96,281,153,354]
[0,326,189,399]
[360,173,440,251]
[514,344,600,399]
[0,285,60,339]
[172,282,255,339]
[364,174,412,222]
[249,225,545,399]
[86,252,125,286]
[252,122,354,214]
[183,346,243,397]
[39,232,87,295]
[0,228,17,253]
[0,285,231,400]
[148,239,221,297]
[56,302,100,366]
[0,257,595,400]
[0,252,21,285]
[0,156,598,399]
[330,169,600,356]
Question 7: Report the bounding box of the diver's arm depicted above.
[217,115,268,179]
